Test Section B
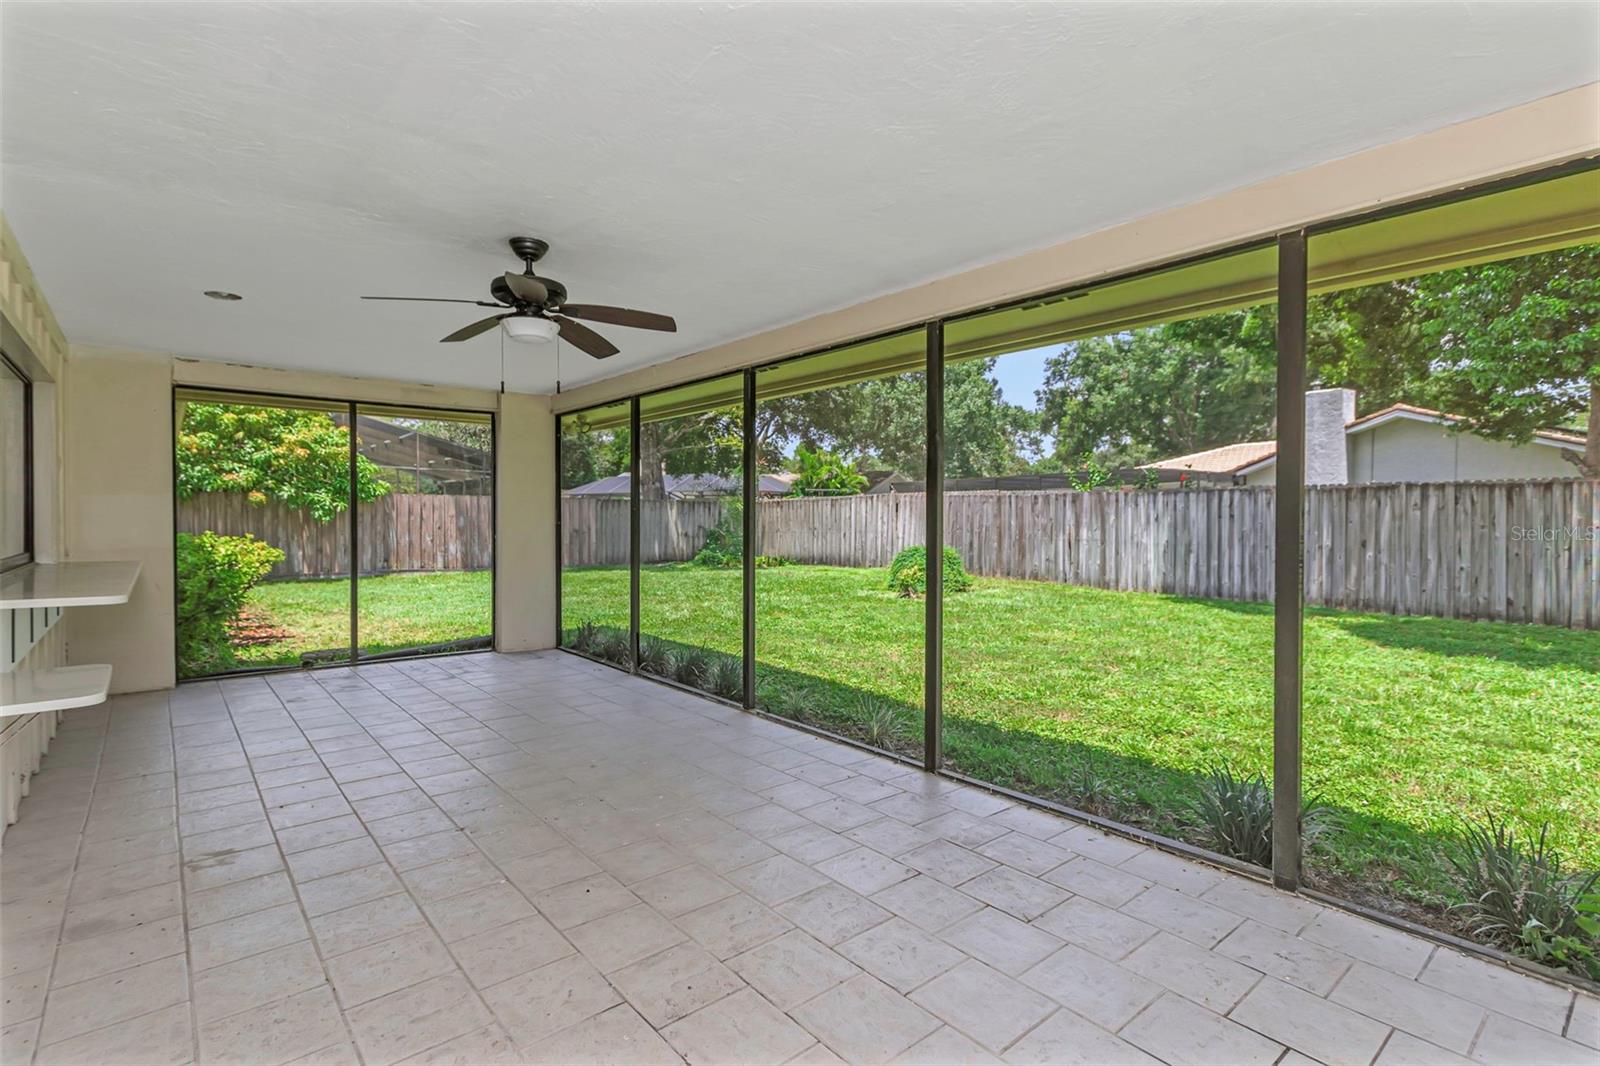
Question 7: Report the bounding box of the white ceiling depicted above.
[3,2,1595,395]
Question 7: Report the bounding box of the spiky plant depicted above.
[1189,763,1331,868]
[566,621,601,655]
[1445,814,1600,978]
[850,693,907,749]
[671,647,714,690]
[708,656,744,700]
[595,628,632,668]
[637,636,673,676]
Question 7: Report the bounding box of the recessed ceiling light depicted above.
[203,290,242,301]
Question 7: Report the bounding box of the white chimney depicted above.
[1304,388,1356,485]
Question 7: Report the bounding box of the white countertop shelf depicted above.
[0,561,142,609]
[1,664,113,716]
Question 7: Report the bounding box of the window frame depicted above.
[1,352,34,573]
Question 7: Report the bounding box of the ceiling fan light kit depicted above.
[361,236,677,360]
[502,315,559,343]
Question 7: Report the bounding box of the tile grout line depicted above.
[27,707,109,1064]
[218,675,367,1064]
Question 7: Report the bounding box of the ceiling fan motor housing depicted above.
[490,274,566,309]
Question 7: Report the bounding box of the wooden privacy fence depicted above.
[560,480,1598,628]
[178,492,492,579]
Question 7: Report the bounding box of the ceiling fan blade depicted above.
[440,314,509,343]
[553,315,620,359]
[502,273,549,305]
[362,296,502,306]
[559,304,677,332]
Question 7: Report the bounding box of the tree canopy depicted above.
[177,404,390,521]
[558,244,1598,491]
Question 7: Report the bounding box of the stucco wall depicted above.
[60,347,177,692]
[496,393,558,652]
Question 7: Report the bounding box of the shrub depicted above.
[565,621,599,654]
[693,500,742,568]
[176,531,284,675]
[755,555,792,568]
[671,647,714,689]
[1061,750,1135,822]
[851,693,908,749]
[708,655,744,700]
[594,627,633,667]
[789,446,867,497]
[637,636,673,675]
[1189,763,1331,869]
[887,546,973,597]
[1445,815,1600,979]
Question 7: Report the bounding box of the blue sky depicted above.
[986,345,1055,411]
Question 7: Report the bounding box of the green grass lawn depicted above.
[563,562,1600,906]
[235,571,492,667]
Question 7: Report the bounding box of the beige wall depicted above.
[554,84,1600,415]
[60,347,177,692]
[496,392,558,652]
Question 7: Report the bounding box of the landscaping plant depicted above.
[1190,763,1331,869]
[594,626,633,667]
[175,531,285,675]
[708,655,744,700]
[789,446,868,496]
[671,647,714,689]
[852,693,907,749]
[637,635,673,675]
[1445,814,1600,979]
[887,545,973,597]
[567,621,601,656]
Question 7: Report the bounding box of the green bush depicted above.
[671,647,714,689]
[708,655,743,700]
[693,501,742,568]
[638,636,673,676]
[1189,763,1332,869]
[886,545,972,597]
[176,531,284,675]
[789,446,867,497]
[594,627,633,667]
[1445,815,1600,979]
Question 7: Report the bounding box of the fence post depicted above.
[1274,231,1307,891]
[925,321,944,772]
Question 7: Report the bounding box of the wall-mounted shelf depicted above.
[1,664,113,716]
[0,561,142,609]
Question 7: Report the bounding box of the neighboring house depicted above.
[1144,388,1587,486]
[566,471,799,497]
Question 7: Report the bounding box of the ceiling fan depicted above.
[361,237,676,359]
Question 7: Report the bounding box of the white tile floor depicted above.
[1,651,1596,1065]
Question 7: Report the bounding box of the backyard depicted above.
[233,570,493,667]
[563,561,1600,913]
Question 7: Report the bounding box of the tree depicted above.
[1037,309,1278,467]
[1409,246,1599,476]
[561,423,630,491]
[177,404,390,521]
[760,361,1037,478]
